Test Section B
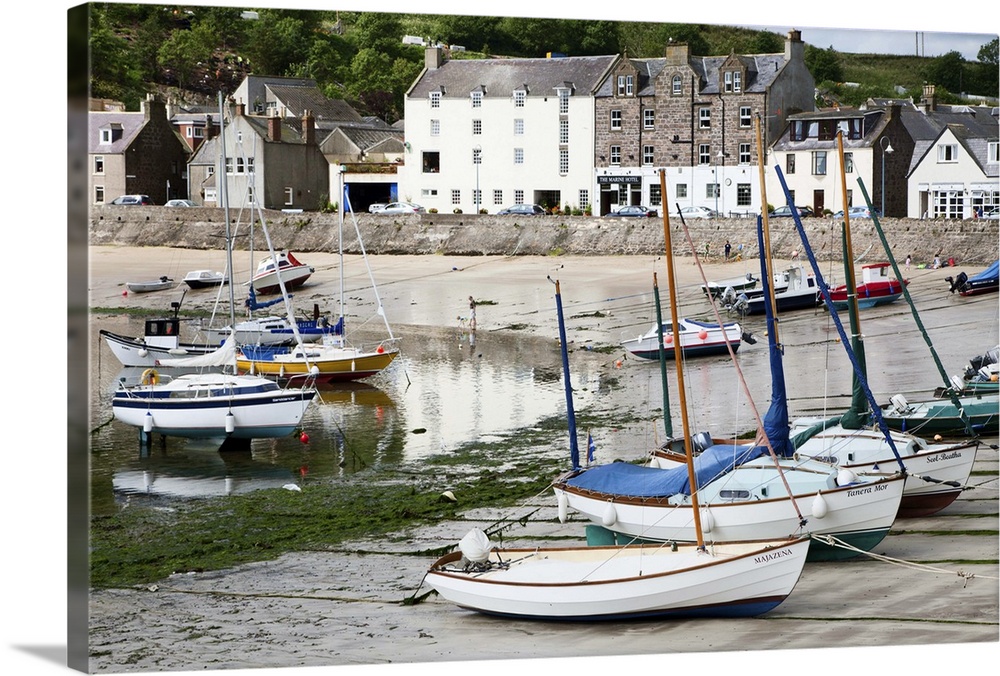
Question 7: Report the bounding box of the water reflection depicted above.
[91,315,602,513]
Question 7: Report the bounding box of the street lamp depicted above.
[473,145,481,213]
[880,136,894,217]
[714,151,725,216]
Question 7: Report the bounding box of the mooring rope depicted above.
[811,534,999,586]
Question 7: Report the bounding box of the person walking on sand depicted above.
[905,254,912,271]
[468,296,477,331]
[724,240,731,260]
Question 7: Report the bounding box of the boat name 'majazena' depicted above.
[847,483,890,498]
[927,451,964,463]
[753,547,795,564]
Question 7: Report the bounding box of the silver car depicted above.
[379,202,426,214]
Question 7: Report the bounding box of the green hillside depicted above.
[79,5,998,121]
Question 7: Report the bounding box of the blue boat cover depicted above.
[969,260,999,283]
[564,444,765,497]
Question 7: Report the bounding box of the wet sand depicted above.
[82,246,999,675]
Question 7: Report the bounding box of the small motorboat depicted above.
[946,260,999,297]
[125,276,175,293]
[251,251,314,295]
[700,272,758,298]
[183,270,227,289]
[620,317,751,360]
[828,263,908,309]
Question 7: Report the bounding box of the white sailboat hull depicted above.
[427,537,810,620]
[554,470,904,553]
[790,420,979,517]
[112,373,316,439]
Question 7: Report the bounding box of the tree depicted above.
[977,37,998,66]
[351,12,406,59]
[157,25,215,92]
[924,50,965,94]
[241,10,313,76]
[88,12,146,107]
[805,45,844,83]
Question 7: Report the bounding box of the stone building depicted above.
[593,30,814,217]
[88,94,191,205]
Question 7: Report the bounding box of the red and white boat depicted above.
[829,263,908,310]
[251,251,314,295]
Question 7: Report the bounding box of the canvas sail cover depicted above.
[564,444,765,498]
[155,335,237,367]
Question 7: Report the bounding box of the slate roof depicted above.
[265,83,364,126]
[597,52,789,98]
[88,112,146,153]
[901,104,999,177]
[407,55,617,99]
[327,122,403,152]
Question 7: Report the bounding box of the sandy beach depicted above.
[80,246,998,675]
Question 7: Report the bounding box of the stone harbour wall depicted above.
[88,207,999,267]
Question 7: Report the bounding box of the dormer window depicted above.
[99,123,122,144]
[617,75,634,96]
[724,71,742,93]
[557,88,570,114]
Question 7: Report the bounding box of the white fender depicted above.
[812,492,829,519]
[602,502,617,527]
[557,492,568,523]
[225,412,235,434]
[143,412,153,433]
[700,507,714,534]
[837,468,858,486]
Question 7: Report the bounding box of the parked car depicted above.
[368,203,388,213]
[677,206,720,219]
[983,208,999,220]
[379,202,425,214]
[769,205,813,218]
[164,199,196,207]
[110,194,153,206]
[831,205,880,220]
[497,204,546,216]
[605,205,657,218]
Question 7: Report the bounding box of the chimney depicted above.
[425,45,444,69]
[921,84,937,112]
[205,114,216,140]
[268,115,282,142]
[141,93,165,121]
[785,29,804,64]
[665,42,689,66]
[302,109,315,145]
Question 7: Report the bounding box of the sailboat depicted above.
[234,172,399,384]
[839,181,997,437]
[101,292,224,367]
[424,271,810,621]
[552,165,904,562]
[779,132,979,518]
[111,92,317,446]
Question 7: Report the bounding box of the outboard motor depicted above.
[946,271,967,293]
